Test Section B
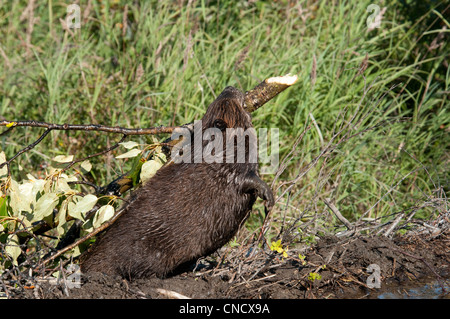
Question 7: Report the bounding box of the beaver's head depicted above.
[200,86,256,165]
[201,86,252,132]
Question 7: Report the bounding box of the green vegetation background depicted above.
[0,0,448,241]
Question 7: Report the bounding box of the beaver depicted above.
[80,86,274,279]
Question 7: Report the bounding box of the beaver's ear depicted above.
[213,119,227,131]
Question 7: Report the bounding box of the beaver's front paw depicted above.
[257,183,274,211]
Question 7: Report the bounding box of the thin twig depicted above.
[61,134,127,172]
[0,128,52,170]
[384,213,405,237]
[323,198,354,232]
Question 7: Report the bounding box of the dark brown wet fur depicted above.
[80,86,274,279]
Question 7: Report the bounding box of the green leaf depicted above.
[269,239,288,257]
[0,197,6,217]
[127,156,146,187]
[54,178,72,193]
[308,272,322,282]
[270,239,282,252]
[67,201,78,220]
[8,180,34,214]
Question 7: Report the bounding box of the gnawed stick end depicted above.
[244,73,298,112]
[266,73,299,85]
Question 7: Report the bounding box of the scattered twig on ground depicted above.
[323,198,354,236]
[155,288,191,299]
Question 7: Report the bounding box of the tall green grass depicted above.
[0,0,448,243]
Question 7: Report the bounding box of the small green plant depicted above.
[270,239,288,258]
[308,272,322,282]
[298,254,307,266]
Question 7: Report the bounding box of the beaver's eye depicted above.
[214,119,227,131]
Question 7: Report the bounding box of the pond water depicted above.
[374,279,450,299]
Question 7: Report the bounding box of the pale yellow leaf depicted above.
[80,160,92,173]
[119,141,139,149]
[69,194,97,220]
[33,192,59,221]
[0,151,7,179]
[93,205,115,229]
[5,234,21,265]
[140,157,164,183]
[53,155,74,163]
[115,148,141,159]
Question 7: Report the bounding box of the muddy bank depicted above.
[10,231,450,299]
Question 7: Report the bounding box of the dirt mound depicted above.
[9,232,449,299]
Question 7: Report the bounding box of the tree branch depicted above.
[244,74,298,112]
[0,73,298,173]
[0,73,299,135]
[0,121,177,135]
